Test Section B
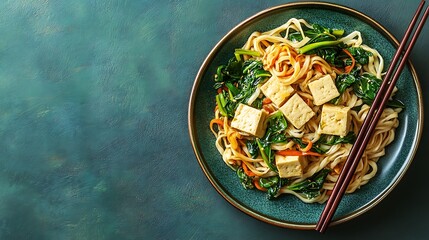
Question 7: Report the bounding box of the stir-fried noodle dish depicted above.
[210,18,404,203]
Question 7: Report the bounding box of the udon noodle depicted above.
[210,18,402,203]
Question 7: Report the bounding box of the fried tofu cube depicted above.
[318,104,350,137]
[308,75,340,105]
[275,155,306,178]
[231,103,268,138]
[260,76,295,106]
[279,93,315,129]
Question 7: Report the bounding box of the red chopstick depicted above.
[316,1,429,233]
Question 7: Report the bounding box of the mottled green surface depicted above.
[0,0,427,239]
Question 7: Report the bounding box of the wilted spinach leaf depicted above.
[246,140,259,159]
[213,56,271,118]
[311,132,356,154]
[353,73,381,101]
[236,167,254,189]
[287,168,331,199]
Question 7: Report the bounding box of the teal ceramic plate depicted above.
[188,2,423,229]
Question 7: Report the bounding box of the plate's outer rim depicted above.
[188,1,424,230]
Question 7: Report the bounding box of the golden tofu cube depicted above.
[318,104,350,137]
[279,93,315,129]
[308,75,340,105]
[260,76,295,107]
[275,155,306,178]
[231,103,268,138]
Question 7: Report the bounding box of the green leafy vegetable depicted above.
[262,111,288,144]
[311,47,346,67]
[287,23,346,56]
[246,140,259,159]
[321,132,356,145]
[353,73,381,101]
[266,177,289,200]
[215,93,228,117]
[236,167,254,189]
[386,99,405,108]
[354,73,405,108]
[291,23,371,69]
[257,176,289,200]
[346,47,373,65]
[256,139,277,172]
[335,67,360,94]
[288,24,343,43]
[234,49,261,60]
[214,58,242,83]
[287,168,331,199]
[255,111,289,172]
[309,46,371,70]
[234,60,269,105]
[213,55,271,118]
[251,97,263,109]
[331,29,345,37]
[225,82,239,96]
[215,90,237,118]
[311,132,356,154]
[299,40,341,54]
[330,67,360,104]
[259,176,279,188]
[331,68,404,108]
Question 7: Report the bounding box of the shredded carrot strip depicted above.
[253,179,267,192]
[228,132,240,150]
[314,64,323,73]
[343,49,355,73]
[262,98,272,104]
[277,149,322,157]
[263,105,274,114]
[299,139,313,152]
[217,86,229,94]
[210,119,223,129]
[242,162,256,177]
[333,164,342,174]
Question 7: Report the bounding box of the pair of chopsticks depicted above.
[316,0,429,233]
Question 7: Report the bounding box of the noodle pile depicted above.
[210,18,401,203]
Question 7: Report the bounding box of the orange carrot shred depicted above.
[262,98,272,104]
[210,119,224,128]
[314,64,323,73]
[343,49,355,73]
[263,105,274,114]
[242,162,256,177]
[299,139,313,152]
[253,179,267,192]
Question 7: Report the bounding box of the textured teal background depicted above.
[0,0,427,239]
